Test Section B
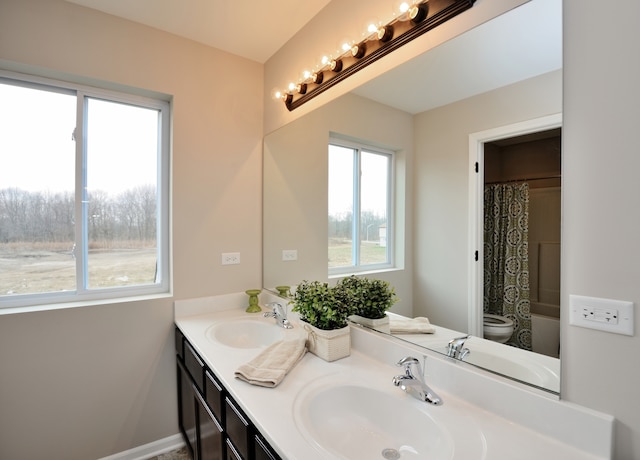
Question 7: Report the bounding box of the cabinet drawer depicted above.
[225,396,252,459]
[205,370,224,425]
[184,341,205,393]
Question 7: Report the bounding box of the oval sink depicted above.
[294,382,485,459]
[206,319,284,348]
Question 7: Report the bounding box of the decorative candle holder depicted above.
[245,289,262,313]
[275,285,291,297]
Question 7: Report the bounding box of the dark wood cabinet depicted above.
[175,326,281,460]
[255,433,280,460]
[177,360,197,459]
[196,390,224,460]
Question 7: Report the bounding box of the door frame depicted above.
[467,113,563,336]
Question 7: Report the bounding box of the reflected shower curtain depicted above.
[483,183,532,350]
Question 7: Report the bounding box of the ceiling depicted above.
[65,0,561,115]
[65,0,332,63]
[352,0,562,114]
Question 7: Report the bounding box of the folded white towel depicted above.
[235,337,307,388]
[389,316,435,334]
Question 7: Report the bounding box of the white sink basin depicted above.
[294,381,486,459]
[205,318,284,348]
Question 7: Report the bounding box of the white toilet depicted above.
[483,314,514,343]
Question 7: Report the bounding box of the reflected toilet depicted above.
[483,314,514,343]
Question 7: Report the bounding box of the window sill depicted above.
[0,292,173,316]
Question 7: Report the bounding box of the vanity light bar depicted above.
[280,0,475,111]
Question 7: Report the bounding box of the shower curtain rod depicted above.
[485,175,561,185]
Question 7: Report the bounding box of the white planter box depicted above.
[303,323,350,362]
[348,314,391,334]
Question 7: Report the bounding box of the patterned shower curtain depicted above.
[483,183,532,350]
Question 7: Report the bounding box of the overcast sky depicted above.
[0,82,158,196]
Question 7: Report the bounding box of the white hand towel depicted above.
[389,316,436,334]
[235,337,307,388]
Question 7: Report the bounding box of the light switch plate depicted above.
[569,295,634,336]
[282,249,298,261]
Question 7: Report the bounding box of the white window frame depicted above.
[328,137,394,276]
[0,70,171,311]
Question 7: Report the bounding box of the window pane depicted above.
[0,82,76,297]
[360,151,389,265]
[85,98,159,289]
[328,144,354,269]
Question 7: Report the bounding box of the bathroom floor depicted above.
[147,446,190,460]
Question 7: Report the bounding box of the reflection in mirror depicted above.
[263,0,562,394]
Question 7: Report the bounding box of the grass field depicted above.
[0,242,157,295]
[328,239,387,268]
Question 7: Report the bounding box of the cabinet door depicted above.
[255,434,281,460]
[196,389,224,460]
[177,360,197,459]
[226,438,242,460]
[225,396,252,459]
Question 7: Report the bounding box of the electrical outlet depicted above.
[221,252,240,265]
[282,249,298,261]
[569,295,634,336]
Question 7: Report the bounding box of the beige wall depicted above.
[413,70,562,332]
[0,0,262,459]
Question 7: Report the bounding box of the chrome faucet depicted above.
[264,302,293,329]
[446,335,470,360]
[392,356,443,405]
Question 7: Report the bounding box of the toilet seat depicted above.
[483,314,513,327]
[483,314,514,343]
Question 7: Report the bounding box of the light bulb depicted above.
[393,1,410,14]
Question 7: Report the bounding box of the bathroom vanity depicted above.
[175,293,614,460]
[176,326,281,460]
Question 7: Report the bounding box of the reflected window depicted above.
[0,74,170,310]
[328,139,392,274]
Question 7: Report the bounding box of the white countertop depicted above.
[175,293,613,460]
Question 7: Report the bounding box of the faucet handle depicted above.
[264,302,284,315]
[396,356,420,367]
[396,356,423,380]
[447,335,470,359]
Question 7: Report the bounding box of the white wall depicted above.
[563,0,640,457]
[0,0,263,458]
[413,70,562,332]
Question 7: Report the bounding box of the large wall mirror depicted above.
[264,0,562,394]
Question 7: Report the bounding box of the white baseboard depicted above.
[98,433,185,460]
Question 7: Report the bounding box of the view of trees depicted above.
[329,210,386,242]
[0,185,157,244]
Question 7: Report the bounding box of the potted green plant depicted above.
[338,275,397,333]
[291,280,353,361]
